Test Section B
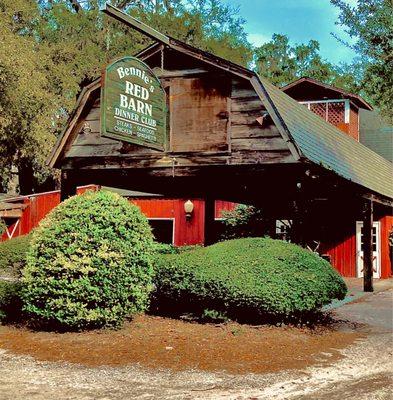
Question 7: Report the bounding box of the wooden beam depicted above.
[102,4,170,45]
[361,192,393,208]
[363,199,374,292]
[204,196,216,246]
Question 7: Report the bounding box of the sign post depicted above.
[101,56,166,150]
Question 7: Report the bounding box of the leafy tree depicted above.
[254,33,360,94]
[0,0,252,193]
[0,0,61,193]
[331,0,393,122]
[220,204,273,240]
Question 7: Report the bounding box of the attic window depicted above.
[300,99,349,124]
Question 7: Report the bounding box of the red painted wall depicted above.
[1,188,391,278]
[131,198,205,246]
[320,213,392,278]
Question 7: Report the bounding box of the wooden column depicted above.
[363,199,374,292]
[60,170,77,201]
[204,196,215,246]
[292,181,307,247]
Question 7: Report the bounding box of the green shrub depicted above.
[22,190,155,330]
[153,242,180,255]
[0,235,31,278]
[153,237,347,322]
[0,218,6,235]
[152,242,202,255]
[0,280,22,322]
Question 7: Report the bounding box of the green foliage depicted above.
[0,235,31,278]
[255,33,360,94]
[0,280,22,322]
[22,190,155,330]
[153,238,347,322]
[153,242,181,255]
[0,218,6,235]
[331,0,393,122]
[0,0,61,190]
[0,0,252,192]
[220,204,267,239]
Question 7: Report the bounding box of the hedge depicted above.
[153,237,347,322]
[22,190,155,330]
[0,235,31,278]
[0,280,22,322]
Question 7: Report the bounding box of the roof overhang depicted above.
[281,77,373,111]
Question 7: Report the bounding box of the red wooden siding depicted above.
[1,189,391,278]
[320,218,357,277]
[215,200,237,218]
[379,214,393,278]
[131,198,205,246]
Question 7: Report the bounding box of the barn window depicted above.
[300,100,349,124]
[148,218,174,244]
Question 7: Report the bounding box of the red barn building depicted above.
[1,7,392,285]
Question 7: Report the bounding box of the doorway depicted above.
[356,221,381,278]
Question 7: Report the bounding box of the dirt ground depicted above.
[0,288,392,399]
[0,315,361,375]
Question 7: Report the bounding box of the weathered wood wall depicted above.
[62,53,296,172]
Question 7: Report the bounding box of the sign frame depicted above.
[101,56,167,151]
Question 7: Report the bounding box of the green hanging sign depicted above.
[101,56,166,150]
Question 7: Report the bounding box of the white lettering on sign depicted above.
[102,56,165,150]
[117,66,151,85]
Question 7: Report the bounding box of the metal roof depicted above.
[259,77,393,199]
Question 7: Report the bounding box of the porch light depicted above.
[184,200,194,220]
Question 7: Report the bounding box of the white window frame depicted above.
[355,221,381,278]
[147,217,175,244]
[299,99,350,124]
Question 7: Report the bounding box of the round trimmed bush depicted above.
[153,237,347,321]
[22,190,154,330]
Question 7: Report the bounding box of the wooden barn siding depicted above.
[379,213,393,278]
[320,218,357,277]
[1,186,97,241]
[65,73,295,167]
[129,198,205,246]
[1,188,390,278]
[215,200,236,218]
[320,212,392,278]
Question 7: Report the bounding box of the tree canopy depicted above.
[254,33,361,94]
[331,0,393,122]
[0,0,252,193]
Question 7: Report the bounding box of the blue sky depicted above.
[221,0,358,65]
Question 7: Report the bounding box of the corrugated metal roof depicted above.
[259,77,393,199]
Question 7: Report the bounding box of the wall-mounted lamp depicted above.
[184,200,194,220]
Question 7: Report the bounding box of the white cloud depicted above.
[247,32,271,47]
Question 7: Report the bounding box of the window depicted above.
[148,219,174,244]
[300,100,349,125]
[360,226,377,252]
[276,220,292,240]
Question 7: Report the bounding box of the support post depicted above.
[60,170,77,201]
[292,181,307,247]
[363,199,374,292]
[204,196,215,246]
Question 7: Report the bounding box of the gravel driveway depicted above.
[0,290,392,400]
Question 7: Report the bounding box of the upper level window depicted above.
[300,99,349,125]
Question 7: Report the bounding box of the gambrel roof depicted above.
[48,4,393,202]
